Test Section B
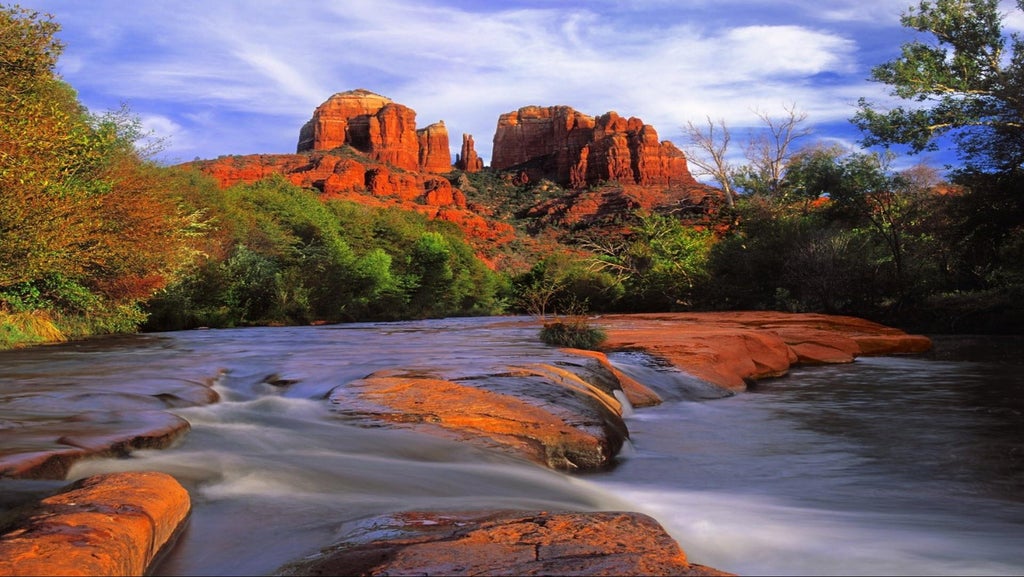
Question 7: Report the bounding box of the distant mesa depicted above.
[292,89,696,189]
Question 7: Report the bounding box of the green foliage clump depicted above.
[143,179,506,330]
[539,317,607,350]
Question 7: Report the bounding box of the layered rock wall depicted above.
[417,121,452,173]
[297,89,451,173]
[491,105,696,189]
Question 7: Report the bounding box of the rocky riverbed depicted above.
[0,312,930,576]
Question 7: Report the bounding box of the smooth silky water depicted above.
[602,335,1024,576]
[1,320,1021,575]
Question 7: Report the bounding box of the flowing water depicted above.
[1,319,1021,576]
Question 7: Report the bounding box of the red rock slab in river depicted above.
[0,410,190,480]
[328,369,627,471]
[596,311,932,392]
[274,510,732,576]
[0,471,191,577]
[553,347,663,408]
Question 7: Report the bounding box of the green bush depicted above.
[539,317,607,350]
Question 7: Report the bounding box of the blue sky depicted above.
[19,0,1024,173]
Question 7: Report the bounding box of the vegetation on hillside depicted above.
[2,0,1023,348]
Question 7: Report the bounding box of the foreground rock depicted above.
[0,411,191,480]
[275,510,731,576]
[598,311,932,391]
[0,472,190,576]
[329,364,631,471]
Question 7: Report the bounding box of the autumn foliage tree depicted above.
[1,6,200,343]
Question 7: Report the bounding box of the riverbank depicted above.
[0,312,931,576]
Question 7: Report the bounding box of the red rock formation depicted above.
[417,121,452,173]
[297,89,450,174]
[297,89,392,152]
[455,133,484,172]
[0,472,191,576]
[491,105,697,189]
[329,366,627,471]
[0,410,192,479]
[183,152,515,250]
[276,510,732,576]
[597,311,932,392]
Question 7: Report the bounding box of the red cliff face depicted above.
[491,106,696,189]
[297,89,451,173]
[417,121,452,174]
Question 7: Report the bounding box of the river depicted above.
[1,319,1021,576]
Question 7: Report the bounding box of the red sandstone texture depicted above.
[418,121,452,174]
[296,89,451,173]
[0,472,190,577]
[328,365,629,471]
[597,311,933,391]
[275,510,732,576]
[491,105,698,189]
[455,133,484,172]
[183,152,516,249]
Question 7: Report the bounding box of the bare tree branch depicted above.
[682,116,735,208]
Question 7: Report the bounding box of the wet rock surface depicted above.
[0,410,191,480]
[275,510,732,576]
[328,366,629,471]
[0,471,190,576]
[0,312,932,575]
[0,337,221,479]
[598,311,932,391]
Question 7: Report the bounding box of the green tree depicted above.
[853,0,1024,172]
[585,212,713,311]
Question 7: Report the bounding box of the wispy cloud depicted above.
[29,0,922,164]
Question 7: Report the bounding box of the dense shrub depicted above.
[539,317,607,350]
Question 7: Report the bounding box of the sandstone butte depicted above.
[490,105,695,190]
[0,313,929,575]
[181,89,721,256]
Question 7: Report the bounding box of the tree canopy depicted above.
[853,0,1024,173]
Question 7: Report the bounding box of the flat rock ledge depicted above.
[0,471,191,576]
[598,312,932,391]
[328,363,632,471]
[274,510,733,576]
[0,411,191,480]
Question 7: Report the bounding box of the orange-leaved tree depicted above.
[1,6,202,341]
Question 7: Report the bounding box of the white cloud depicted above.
[25,0,918,165]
